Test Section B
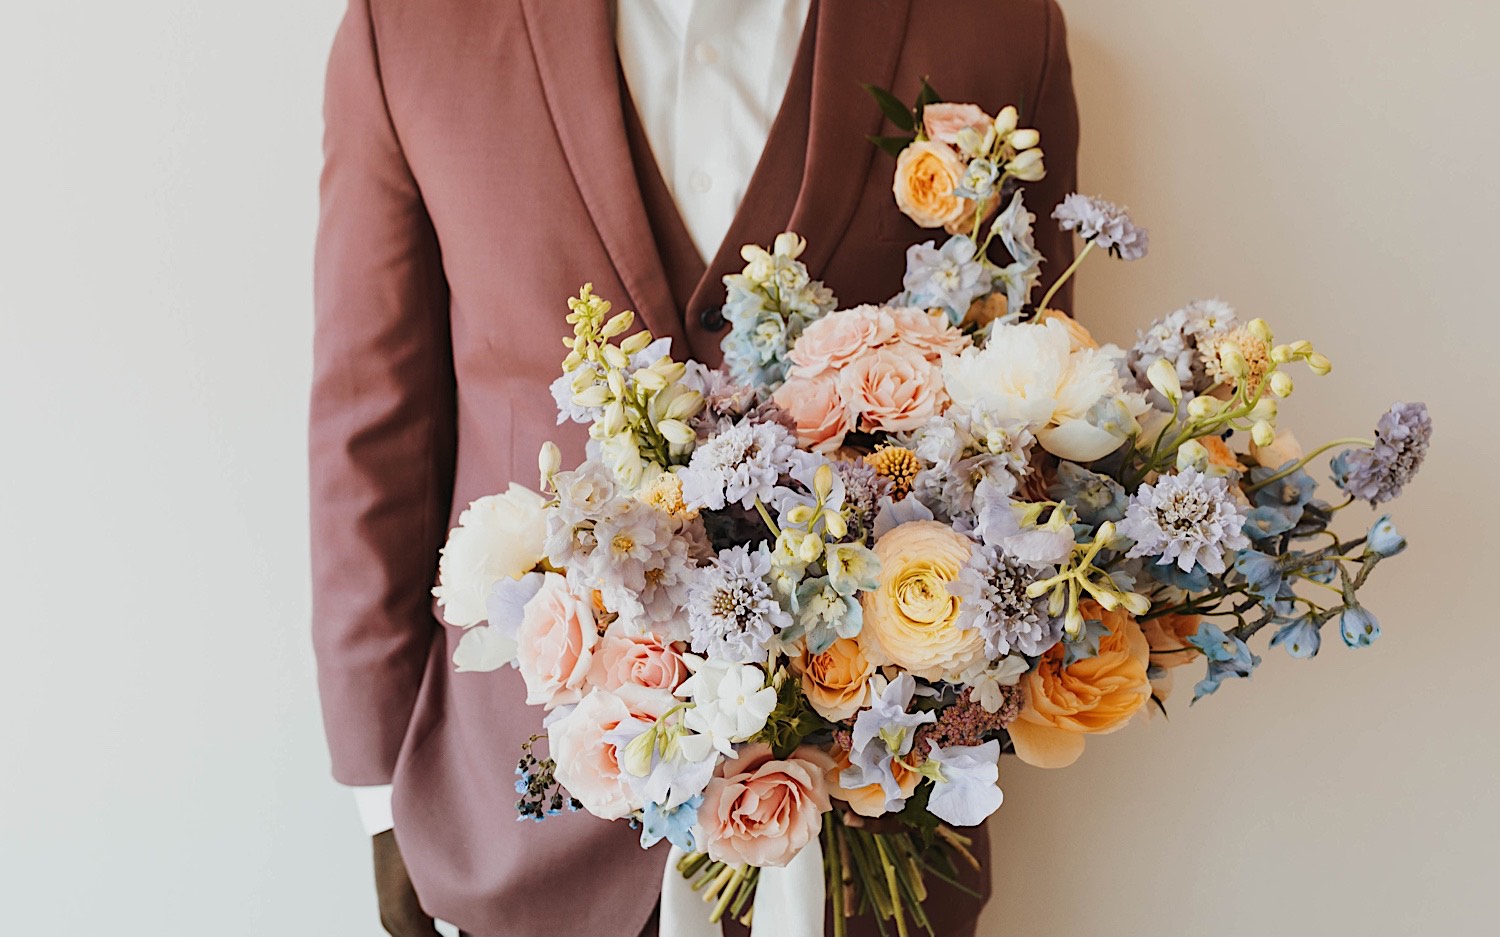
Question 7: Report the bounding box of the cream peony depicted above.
[859,521,986,680]
[433,484,549,627]
[942,318,1140,462]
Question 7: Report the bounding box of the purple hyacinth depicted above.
[1052,193,1150,261]
[1332,402,1433,505]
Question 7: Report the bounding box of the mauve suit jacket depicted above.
[311,1,1079,933]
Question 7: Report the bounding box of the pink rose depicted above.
[773,373,853,454]
[788,305,896,377]
[516,572,597,710]
[887,306,970,362]
[549,688,669,820]
[839,343,947,434]
[588,628,687,695]
[922,102,992,146]
[698,743,836,867]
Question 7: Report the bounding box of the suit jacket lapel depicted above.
[519,0,679,340]
[787,0,912,277]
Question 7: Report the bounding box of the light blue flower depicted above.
[1367,515,1407,558]
[902,236,988,324]
[1233,550,1285,602]
[1242,505,1297,541]
[872,493,936,539]
[1269,616,1322,659]
[790,576,863,654]
[1144,558,1213,592]
[1047,462,1127,527]
[924,741,1004,827]
[640,796,702,853]
[1187,622,1261,702]
[954,158,1001,201]
[1251,463,1317,511]
[826,542,881,597]
[1339,606,1382,648]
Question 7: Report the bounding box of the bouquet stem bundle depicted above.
[676,811,980,937]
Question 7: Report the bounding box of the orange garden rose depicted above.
[893,141,973,232]
[1009,602,1151,768]
[830,745,920,818]
[797,638,876,722]
[860,521,986,680]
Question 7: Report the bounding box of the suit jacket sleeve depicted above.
[310,0,456,786]
[1024,0,1082,314]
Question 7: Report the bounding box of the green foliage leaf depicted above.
[867,134,914,158]
[760,675,831,759]
[893,781,941,830]
[915,77,943,111]
[863,82,916,131]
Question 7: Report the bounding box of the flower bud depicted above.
[1269,371,1294,398]
[1247,318,1273,343]
[1006,148,1045,182]
[1251,420,1276,448]
[602,343,629,370]
[1339,606,1381,648]
[786,504,816,527]
[607,369,627,398]
[620,729,656,778]
[1248,397,1278,424]
[814,463,836,500]
[1147,358,1182,401]
[658,419,695,447]
[537,441,561,485]
[1289,340,1314,356]
[573,384,611,408]
[1095,591,1121,612]
[620,331,654,355]
[1306,352,1332,375]
[823,510,848,540]
[1187,395,1222,419]
[993,105,1019,136]
[600,400,627,436]
[633,368,667,392]
[1366,515,1407,558]
[601,309,635,338]
[1120,592,1152,617]
[1271,344,1294,364]
[654,361,687,384]
[663,389,704,421]
[1176,439,1210,472]
[1219,343,1249,379]
[1009,128,1041,150]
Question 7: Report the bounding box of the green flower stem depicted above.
[754,497,782,539]
[825,815,847,937]
[729,866,759,923]
[1037,239,1095,312]
[1245,437,1374,493]
[874,835,909,937]
[709,864,745,923]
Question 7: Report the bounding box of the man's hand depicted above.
[373,830,440,937]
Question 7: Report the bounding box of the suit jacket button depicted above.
[699,305,726,331]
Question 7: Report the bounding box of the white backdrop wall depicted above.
[0,3,1494,936]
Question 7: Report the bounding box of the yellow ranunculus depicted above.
[1009,602,1151,768]
[859,521,985,680]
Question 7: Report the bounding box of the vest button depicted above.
[699,305,727,331]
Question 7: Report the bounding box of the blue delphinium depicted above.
[1270,616,1322,659]
[1188,621,1261,702]
[1366,515,1407,557]
[720,234,836,389]
[639,796,702,852]
[1339,606,1382,648]
[902,235,988,325]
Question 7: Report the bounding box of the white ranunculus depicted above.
[432,484,549,627]
[942,318,1133,462]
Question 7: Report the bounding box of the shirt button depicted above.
[688,170,713,194]
[699,305,727,331]
[693,41,718,65]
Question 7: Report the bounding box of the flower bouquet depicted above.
[431,89,1431,937]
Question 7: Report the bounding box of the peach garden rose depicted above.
[1009,602,1151,769]
[698,743,836,868]
[893,140,972,233]
[773,371,853,454]
[515,572,598,709]
[838,343,946,435]
[587,627,687,696]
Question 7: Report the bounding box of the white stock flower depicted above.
[676,657,777,756]
[942,318,1134,462]
[433,485,549,627]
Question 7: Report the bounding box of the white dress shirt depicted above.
[348,0,811,838]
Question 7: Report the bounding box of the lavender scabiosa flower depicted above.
[1331,402,1432,505]
[1053,194,1150,261]
[951,542,1062,658]
[834,460,890,542]
[1120,468,1251,575]
[902,236,988,324]
[677,418,797,511]
[686,545,790,663]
